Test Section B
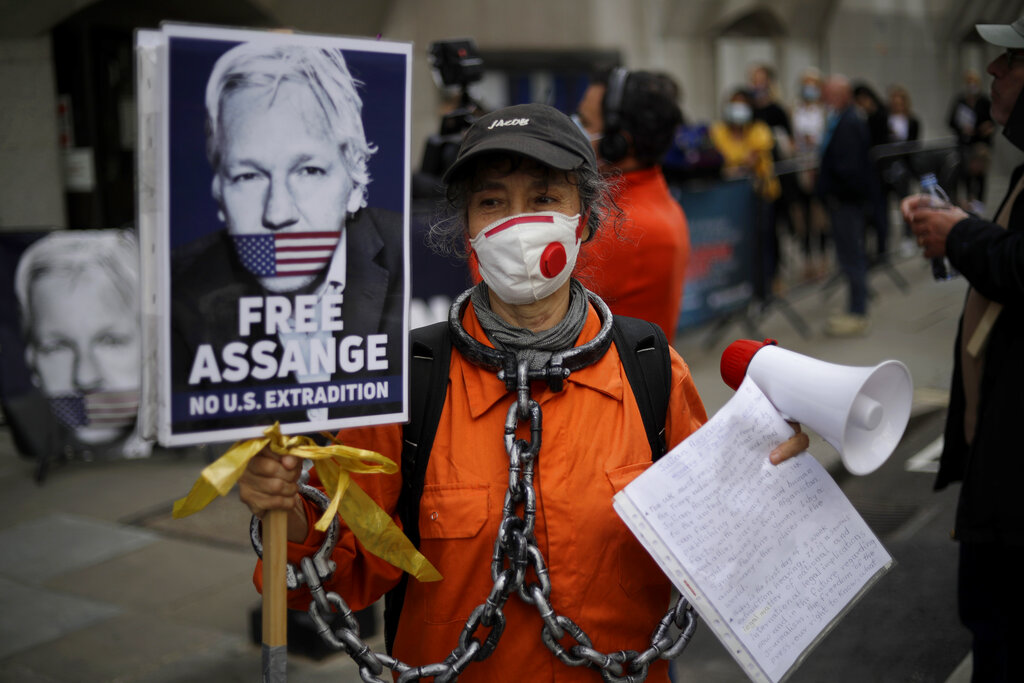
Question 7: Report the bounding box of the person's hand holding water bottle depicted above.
[900,174,969,278]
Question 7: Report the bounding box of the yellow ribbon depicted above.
[172,423,441,582]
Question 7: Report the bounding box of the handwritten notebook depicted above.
[613,376,892,683]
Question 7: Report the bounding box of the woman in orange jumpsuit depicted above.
[239,103,808,682]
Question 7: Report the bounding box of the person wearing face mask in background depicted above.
[817,74,874,337]
[901,19,1024,682]
[948,68,995,211]
[236,102,810,682]
[710,87,782,303]
[573,67,690,340]
[791,67,830,281]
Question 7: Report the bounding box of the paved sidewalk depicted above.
[0,252,971,682]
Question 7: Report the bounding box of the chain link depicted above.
[251,333,698,681]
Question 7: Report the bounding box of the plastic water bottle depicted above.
[919,173,957,280]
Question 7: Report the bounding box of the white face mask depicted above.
[470,211,583,305]
[725,101,752,125]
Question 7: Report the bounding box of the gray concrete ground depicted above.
[0,237,977,681]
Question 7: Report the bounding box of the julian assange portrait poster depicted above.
[137,24,411,446]
[0,229,152,462]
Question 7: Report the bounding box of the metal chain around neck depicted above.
[253,293,698,682]
[447,285,616,396]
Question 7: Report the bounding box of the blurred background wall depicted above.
[1,0,1022,231]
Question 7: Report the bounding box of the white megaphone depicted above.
[720,339,913,475]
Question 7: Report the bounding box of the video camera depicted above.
[420,38,485,179]
[429,39,483,95]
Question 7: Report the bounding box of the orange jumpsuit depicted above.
[577,166,690,340]
[258,298,707,682]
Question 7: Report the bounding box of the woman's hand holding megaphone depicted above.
[769,423,810,465]
[721,339,810,466]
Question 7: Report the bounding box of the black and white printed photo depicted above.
[1,230,151,460]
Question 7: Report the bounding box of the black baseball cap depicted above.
[442,103,598,184]
[977,17,1024,47]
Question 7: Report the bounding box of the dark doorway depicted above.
[51,0,273,229]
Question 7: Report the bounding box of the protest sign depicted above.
[137,24,412,446]
[0,229,152,463]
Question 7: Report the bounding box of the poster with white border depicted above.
[137,23,411,447]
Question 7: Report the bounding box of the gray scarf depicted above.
[471,279,589,372]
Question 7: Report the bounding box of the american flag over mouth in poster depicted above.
[233,231,343,277]
[136,23,411,447]
[50,390,140,432]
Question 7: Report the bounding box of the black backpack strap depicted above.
[399,321,452,547]
[611,316,672,460]
[384,321,451,654]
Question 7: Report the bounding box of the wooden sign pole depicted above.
[261,509,288,682]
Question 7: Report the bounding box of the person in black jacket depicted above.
[882,85,921,253]
[749,63,795,294]
[948,68,995,208]
[817,74,874,336]
[853,82,892,261]
[901,17,1024,682]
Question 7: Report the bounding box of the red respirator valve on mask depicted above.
[540,242,568,278]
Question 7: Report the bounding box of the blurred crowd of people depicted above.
[665,62,994,337]
[412,53,995,340]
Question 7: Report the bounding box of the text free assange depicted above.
[186,294,389,385]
